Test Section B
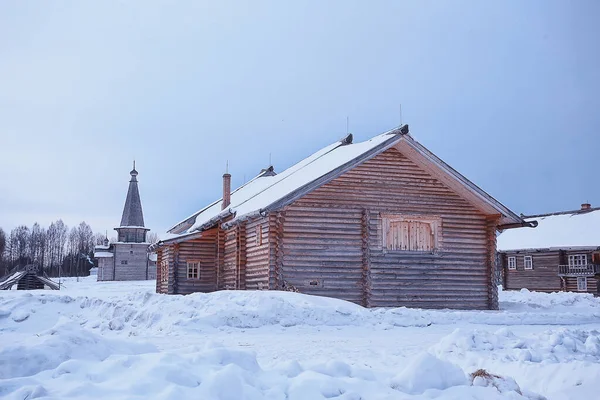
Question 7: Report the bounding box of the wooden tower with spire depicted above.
[94,162,155,281]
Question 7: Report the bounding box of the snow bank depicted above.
[0,318,156,379]
[0,339,541,400]
[431,327,600,363]
[2,286,599,338]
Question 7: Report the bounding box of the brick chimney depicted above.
[581,203,591,210]
[222,173,231,210]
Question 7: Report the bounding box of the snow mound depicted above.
[0,340,541,400]
[391,352,467,394]
[0,318,156,379]
[500,287,600,312]
[431,327,600,363]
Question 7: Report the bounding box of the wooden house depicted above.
[152,125,531,309]
[498,204,600,294]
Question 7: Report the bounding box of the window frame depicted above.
[381,214,442,253]
[577,277,588,292]
[523,256,533,270]
[186,260,200,280]
[120,260,128,265]
[507,256,516,270]
[568,254,587,267]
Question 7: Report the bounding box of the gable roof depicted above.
[497,207,600,251]
[168,125,526,236]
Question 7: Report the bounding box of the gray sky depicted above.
[1,1,598,237]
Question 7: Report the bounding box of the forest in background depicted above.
[0,221,158,278]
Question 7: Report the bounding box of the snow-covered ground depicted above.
[1,277,599,399]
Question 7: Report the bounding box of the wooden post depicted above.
[486,217,499,310]
[361,209,372,307]
[274,211,286,290]
[237,223,247,290]
[216,228,224,290]
[173,244,180,294]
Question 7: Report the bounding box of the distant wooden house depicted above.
[0,264,60,290]
[152,125,531,309]
[498,204,600,294]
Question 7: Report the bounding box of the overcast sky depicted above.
[1,1,598,238]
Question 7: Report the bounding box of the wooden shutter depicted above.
[385,217,436,251]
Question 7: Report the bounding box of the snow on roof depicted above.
[174,129,399,235]
[497,208,600,251]
[94,251,114,258]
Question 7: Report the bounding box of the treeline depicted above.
[0,220,106,278]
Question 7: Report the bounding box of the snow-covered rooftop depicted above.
[497,208,600,251]
[94,251,114,258]
[171,129,401,234]
[166,125,523,238]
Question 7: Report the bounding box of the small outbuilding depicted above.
[497,204,600,294]
[0,264,60,290]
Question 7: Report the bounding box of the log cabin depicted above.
[152,125,531,309]
[498,204,600,294]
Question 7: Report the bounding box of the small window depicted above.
[255,225,263,246]
[577,277,587,292]
[508,257,516,270]
[121,260,128,265]
[130,250,134,255]
[187,261,200,280]
[382,214,440,252]
[524,256,533,270]
[569,254,587,267]
[160,260,169,284]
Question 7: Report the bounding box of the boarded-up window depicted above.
[508,257,516,270]
[187,261,200,279]
[382,215,441,252]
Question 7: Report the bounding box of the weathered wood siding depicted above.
[156,246,173,294]
[173,231,218,294]
[245,216,270,290]
[279,147,496,310]
[221,226,238,289]
[502,251,562,292]
[564,276,598,294]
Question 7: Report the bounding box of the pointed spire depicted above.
[120,162,145,227]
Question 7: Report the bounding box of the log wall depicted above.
[173,232,218,294]
[244,216,270,290]
[279,147,496,309]
[221,226,238,289]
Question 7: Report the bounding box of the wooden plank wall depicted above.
[503,250,563,292]
[173,232,218,294]
[279,147,495,309]
[244,216,270,290]
[280,206,364,304]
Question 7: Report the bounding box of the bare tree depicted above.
[0,228,6,275]
[147,232,159,244]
